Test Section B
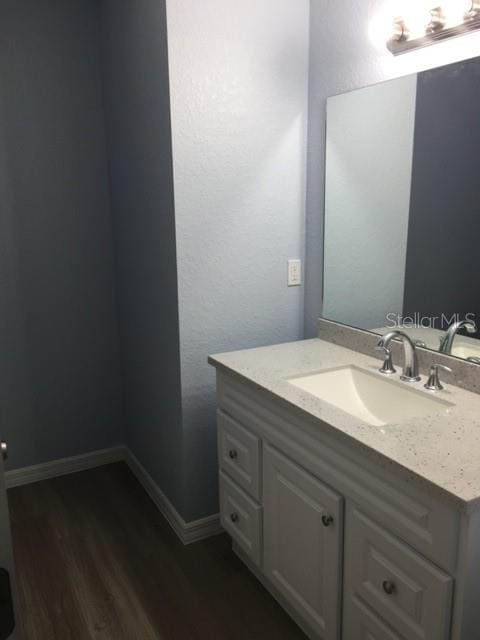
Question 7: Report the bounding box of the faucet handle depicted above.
[414,340,427,348]
[424,364,452,392]
[376,345,396,375]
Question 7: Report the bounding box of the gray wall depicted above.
[404,58,480,329]
[0,95,38,471]
[102,0,310,521]
[305,0,480,338]
[167,0,310,520]
[101,1,185,513]
[0,0,124,469]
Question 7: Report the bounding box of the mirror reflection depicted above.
[323,57,480,363]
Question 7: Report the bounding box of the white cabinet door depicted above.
[263,444,343,640]
[0,448,21,639]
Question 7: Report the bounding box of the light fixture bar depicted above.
[388,7,480,55]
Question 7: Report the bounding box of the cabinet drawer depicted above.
[218,410,261,501]
[219,471,262,567]
[344,506,453,640]
[343,596,403,640]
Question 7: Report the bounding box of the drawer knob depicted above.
[230,512,239,524]
[382,580,396,596]
[322,515,334,527]
[228,449,238,460]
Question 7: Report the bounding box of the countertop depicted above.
[209,338,480,511]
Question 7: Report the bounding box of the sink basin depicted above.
[288,366,453,427]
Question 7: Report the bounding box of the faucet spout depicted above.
[439,320,477,354]
[378,330,421,382]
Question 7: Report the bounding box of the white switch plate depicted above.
[288,259,302,287]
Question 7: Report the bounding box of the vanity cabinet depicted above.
[214,370,477,640]
[263,445,343,639]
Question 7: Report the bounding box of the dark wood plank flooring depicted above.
[8,463,307,640]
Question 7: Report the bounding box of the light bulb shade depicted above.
[465,0,480,20]
[391,16,410,42]
[426,6,447,33]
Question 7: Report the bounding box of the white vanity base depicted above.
[212,364,480,640]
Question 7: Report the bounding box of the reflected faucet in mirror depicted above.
[439,320,477,355]
[377,331,421,383]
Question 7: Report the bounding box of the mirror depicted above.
[323,56,480,364]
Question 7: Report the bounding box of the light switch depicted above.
[288,259,302,287]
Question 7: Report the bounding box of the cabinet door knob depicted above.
[230,512,239,524]
[1,442,7,461]
[228,449,238,460]
[382,580,396,595]
[321,514,334,527]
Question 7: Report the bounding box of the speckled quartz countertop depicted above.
[209,338,480,511]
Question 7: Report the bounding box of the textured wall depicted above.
[101,0,185,513]
[0,94,38,470]
[0,0,124,469]
[167,0,310,520]
[306,0,480,337]
[323,75,416,329]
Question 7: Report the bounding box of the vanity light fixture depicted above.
[387,1,480,55]
[426,6,447,33]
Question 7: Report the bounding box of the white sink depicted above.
[288,366,453,427]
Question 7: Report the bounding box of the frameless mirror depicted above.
[323,56,480,364]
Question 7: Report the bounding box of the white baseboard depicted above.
[125,449,222,545]
[5,445,222,545]
[5,446,126,489]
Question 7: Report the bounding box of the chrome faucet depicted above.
[439,320,477,354]
[377,331,421,382]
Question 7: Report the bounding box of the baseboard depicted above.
[5,444,222,545]
[124,449,222,545]
[5,446,126,489]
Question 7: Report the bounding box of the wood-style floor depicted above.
[8,463,307,640]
